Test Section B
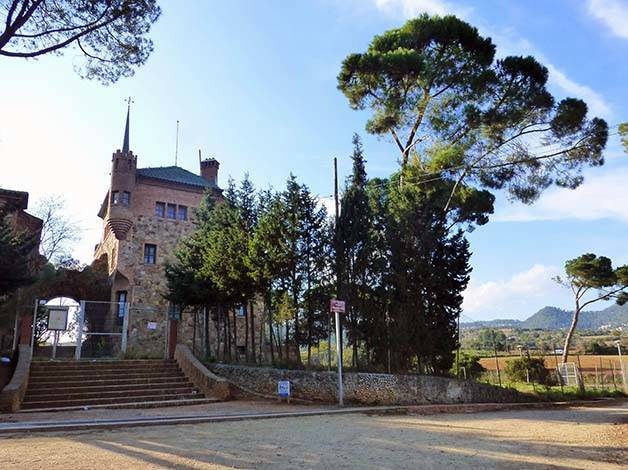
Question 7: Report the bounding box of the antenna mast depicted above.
[175,120,180,166]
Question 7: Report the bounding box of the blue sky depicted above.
[1,0,627,320]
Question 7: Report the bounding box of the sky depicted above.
[1,0,627,321]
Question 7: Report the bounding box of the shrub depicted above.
[452,352,486,379]
[506,357,549,384]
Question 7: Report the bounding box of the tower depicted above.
[106,102,136,240]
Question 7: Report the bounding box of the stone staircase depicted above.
[21,359,218,412]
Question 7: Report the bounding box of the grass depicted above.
[495,381,626,402]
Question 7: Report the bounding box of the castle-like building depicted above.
[94,107,222,358]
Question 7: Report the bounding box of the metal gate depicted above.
[74,300,129,359]
[557,362,580,387]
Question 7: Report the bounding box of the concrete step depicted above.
[18,397,220,413]
[31,358,177,367]
[27,376,190,390]
[29,371,186,383]
[21,392,205,410]
[25,381,195,396]
[29,365,181,376]
[30,361,178,372]
[24,386,196,402]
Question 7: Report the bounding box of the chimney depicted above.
[200,158,220,186]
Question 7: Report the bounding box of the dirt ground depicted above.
[0,401,626,469]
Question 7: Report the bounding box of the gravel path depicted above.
[0,401,625,469]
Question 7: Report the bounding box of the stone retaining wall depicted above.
[175,345,232,400]
[0,345,31,412]
[209,363,533,405]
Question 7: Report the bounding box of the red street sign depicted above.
[330,299,345,313]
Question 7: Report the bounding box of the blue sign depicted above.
[277,380,291,398]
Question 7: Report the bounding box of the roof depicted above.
[0,188,29,210]
[136,166,218,190]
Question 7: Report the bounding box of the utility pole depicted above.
[333,157,342,371]
[175,120,180,166]
[491,330,502,387]
[456,312,461,378]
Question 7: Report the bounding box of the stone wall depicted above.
[209,363,533,405]
[0,345,31,412]
[175,344,232,400]
[125,306,167,358]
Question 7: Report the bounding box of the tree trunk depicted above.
[244,302,249,362]
[192,310,197,356]
[561,306,581,364]
[233,310,238,362]
[292,287,300,364]
[204,306,210,359]
[225,310,231,361]
[267,292,275,361]
[250,301,256,364]
[259,301,264,362]
[215,310,221,361]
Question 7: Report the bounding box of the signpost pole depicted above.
[52,330,59,359]
[335,308,343,407]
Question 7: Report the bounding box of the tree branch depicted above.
[389,128,406,155]
[579,286,627,310]
[12,4,113,39]
[0,16,117,58]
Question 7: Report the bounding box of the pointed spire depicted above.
[122,97,132,154]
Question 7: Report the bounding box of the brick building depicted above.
[0,189,43,260]
[0,188,43,355]
[93,108,225,358]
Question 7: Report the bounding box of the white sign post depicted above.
[330,299,345,406]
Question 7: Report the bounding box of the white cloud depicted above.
[545,63,612,118]
[374,0,456,17]
[588,0,628,40]
[488,32,612,118]
[495,167,628,224]
[463,264,562,318]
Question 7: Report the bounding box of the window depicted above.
[144,244,156,264]
[111,191,120,204]
[116,291,128,318]
[236,305,246,317]
[121,191,131,206]
[178,206,188,221]
[167,204,176,219]
[155,202,165,217]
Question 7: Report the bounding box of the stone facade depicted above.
[210,363,534,405]
[92,113,250,359]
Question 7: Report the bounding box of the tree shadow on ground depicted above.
[55,406,627,469]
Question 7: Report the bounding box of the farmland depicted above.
[479,355,623,373]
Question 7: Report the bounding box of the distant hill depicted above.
[462,303,628,330]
